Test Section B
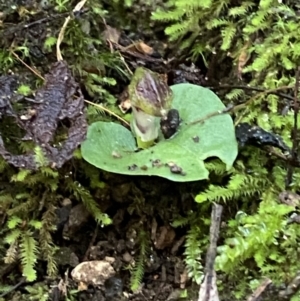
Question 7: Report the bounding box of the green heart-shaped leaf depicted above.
[81,83,238,182]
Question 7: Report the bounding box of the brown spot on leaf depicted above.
[167,162,186,176]
[192,136,199,143]
[128,164,138,171]
[151,159,162,167]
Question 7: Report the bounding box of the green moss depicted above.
[1,0,300,298]
[152,0,300,297]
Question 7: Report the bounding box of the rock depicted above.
[104,277,123,299]
[154,225,176,250]
[54,246,79,267]
[71,260,115,286]
[122,252,132,263]
[63,203,90,240]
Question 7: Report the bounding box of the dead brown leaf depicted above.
[134,41,154,55]
[0,61,88,170]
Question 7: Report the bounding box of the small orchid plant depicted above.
[127,67,173,149]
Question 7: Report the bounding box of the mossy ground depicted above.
[1,1,300,300]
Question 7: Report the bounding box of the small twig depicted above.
[260,145,300,169]
[3,12,70,33]
[38,190,48,211]
[245,278,272,301]
[23,12,70,29]
[112,42,166,64]
[233,86,295,126]
[266,146,292,161]
[279,271,300,299]
[0,277,26,298]
[208,84,295,102]
[189,104,234,126]
[198,203,223,301]
[233,85,294,111]
[56,0,88,61]
[83,225,98,261]
[11,51,44,81]
[189,85,295,127]
[84,99,129,126]
[118,52,134,75]
[286,66,300,187]
[205,203,223,279]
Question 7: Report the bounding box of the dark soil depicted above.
[0,1,288,301]
[0,1,209,300]
[50,176,201,301]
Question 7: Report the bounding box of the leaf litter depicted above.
[0,60,88,169]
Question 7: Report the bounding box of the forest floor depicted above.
[0,1,288,301]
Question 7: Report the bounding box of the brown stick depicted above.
[208,84,294,102]
[286,66,300,187]
[246,278,272,301]
[198,203,223,301]
[279,272,300,299]
[189,104,234,126]
[82,225,99,261]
